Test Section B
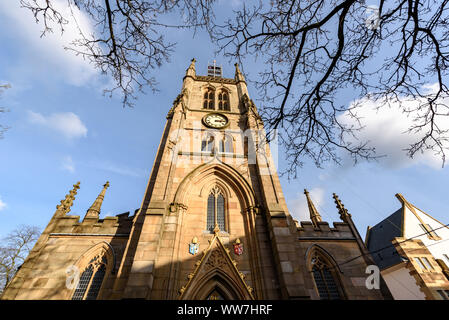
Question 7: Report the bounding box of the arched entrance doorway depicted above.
[178,234,254,300]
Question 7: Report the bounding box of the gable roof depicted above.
[366,208,404,270]
[366,193,448,270]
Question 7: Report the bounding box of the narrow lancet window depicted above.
[201,134,215,152]
[219,135,233,153]
[204,89,215,110]
[218,90,230,111]
[206,187,226,232]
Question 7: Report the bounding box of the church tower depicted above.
[114,59,305,299]
[1,60,391,300]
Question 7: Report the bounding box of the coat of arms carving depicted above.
[189,237,199,255]
[233,238,243,256]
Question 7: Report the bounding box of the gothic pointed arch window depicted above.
[218,89,230,111]
[207,186,226,232]
[201,134,215,152]
[203,88,215,110]
[72,254,108,300]
[219,134,233,153]
[309,250,344,300]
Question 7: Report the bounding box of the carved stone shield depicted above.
[189,242,199,255]
[233,243,243,256]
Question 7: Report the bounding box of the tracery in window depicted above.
[218,90,230,111]
[206,186,226,232]
[310,252,343,300]
[72,254,108,300]
[203,88,215,110]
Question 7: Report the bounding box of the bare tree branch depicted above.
[20,0,215,107]
[19,0,449,174]
[0,225,41,294]
[212,0,449,176]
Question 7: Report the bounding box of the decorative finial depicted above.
[234,62,246,83]
[213,223,220,235]
[84,181,110,220]
[189,58,196,68]
[56,181,80,215]
[333,193,351,221]
[185,58,196,78]
[304,189,323,227]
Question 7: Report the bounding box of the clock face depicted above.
[203,113,229,129]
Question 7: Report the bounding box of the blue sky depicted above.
[0,1,448,240]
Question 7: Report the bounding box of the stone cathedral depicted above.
[1,60,392,300]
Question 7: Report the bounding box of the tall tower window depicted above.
[203,89,215,110]
[206,186,226,232]
[219,134,233,153]
[201,134,215,152]
[218,90,230,111]
[310,252,343,300]
[72,254,108,300]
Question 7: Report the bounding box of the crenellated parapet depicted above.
[295,190,357,240]
[50,210,136,236]
[297,221,354,239]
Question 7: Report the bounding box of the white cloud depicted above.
[89,160,146,178]
[0,196,7,211]
[27,111,88,139]
[61,155,75,173]
[338,86,449,169]
[289,187,325,222]
[0,1,98,86]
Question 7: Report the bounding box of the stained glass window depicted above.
[72,265,93,300]
[217,194,225,230]
[71,255,108,300]
[206,187,226,232]
[311,254,342,300]
[207,193,216,232]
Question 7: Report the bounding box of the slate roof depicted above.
[365,208,407,270]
